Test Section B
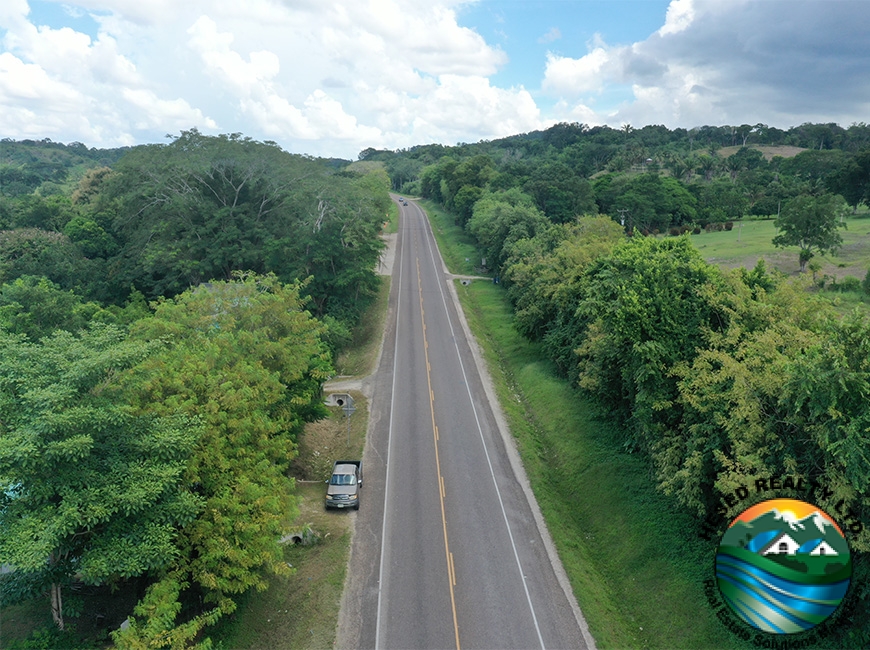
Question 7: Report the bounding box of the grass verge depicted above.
[209,482,357,650]
[210,329,375,649]
[420,200,490,277]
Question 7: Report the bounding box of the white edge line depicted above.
[374,203,405,649]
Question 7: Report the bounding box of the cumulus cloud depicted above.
[545,0,870,130]
[543,41,614,95]
[658,0,695,36]
[2,0,869,157]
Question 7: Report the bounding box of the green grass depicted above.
[420,200,491,277]
[688,212,870,281]
[686,212,870,316]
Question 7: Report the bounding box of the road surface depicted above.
[337,198,594,650]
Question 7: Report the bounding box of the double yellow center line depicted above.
[417,255,461,650]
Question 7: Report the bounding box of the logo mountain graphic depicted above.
[715,498,851,635]
[722,507,849,557]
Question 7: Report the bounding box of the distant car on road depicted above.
[403,201,408,206]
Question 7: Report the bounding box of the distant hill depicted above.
[0,138,129,196]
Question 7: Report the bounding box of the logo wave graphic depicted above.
[716,548,850,633]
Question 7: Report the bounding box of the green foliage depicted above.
[0,325,201,626]
[63,215,118,258]
[522,161,597,223]
[4,627,76,650]
[104,130,385,326]
[690,178,749,222]
[574,237,727,447]
[118,273,331,624]
[505,216,624,343]
[673,284,870,552]
[594,173,697,231]
[112,572,223,650]
[0,275,113,340]
[828,149,870,210]
[0,228,90,289]
[466,189,548,271]
[772,193,848,271]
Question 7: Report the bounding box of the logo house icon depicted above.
[715,498,852,634]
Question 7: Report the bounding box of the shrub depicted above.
[862,269,870,295]
[724,221,734,231]
[669,227,681,237]
[692,226,701,234]
[836,275,861,292]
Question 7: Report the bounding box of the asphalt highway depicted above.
[337,198,594,650]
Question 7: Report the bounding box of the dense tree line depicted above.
[0,132,390,645]
[443,201,870,643]
[0,130,389,339]
[370,122,870,251]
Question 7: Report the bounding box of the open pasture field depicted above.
[689,212,870,282]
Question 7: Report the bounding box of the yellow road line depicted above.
[417,256,461,650]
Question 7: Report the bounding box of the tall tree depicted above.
[467,189,548,271]
[828,150,870,212]
[772,193,847,272]
[114,273,331,643]
[0,325,200,630]
[102,130,385,324]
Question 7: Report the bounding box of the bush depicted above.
[668,227,681,237]
[835,275,862,292]
[724,221,734,231]
[862,269,870,295]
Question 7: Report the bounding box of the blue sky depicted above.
[1,1,869,158]
[459,0,672,109]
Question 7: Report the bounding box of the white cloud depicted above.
[2,0,869,158]
[542,0,870,132]
[542,43,613,95]
[0,51,81,105]
[658,0,695,36]
[538,27,561,45]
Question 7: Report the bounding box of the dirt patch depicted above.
[717,145,806,160]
